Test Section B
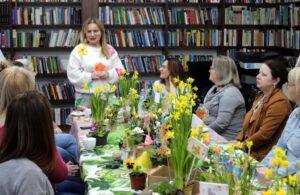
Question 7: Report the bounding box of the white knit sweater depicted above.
[67,43,124,93]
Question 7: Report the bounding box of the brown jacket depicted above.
[236,89,291,161]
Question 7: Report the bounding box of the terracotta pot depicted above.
[130,173,147,191]
[93,133,108,146]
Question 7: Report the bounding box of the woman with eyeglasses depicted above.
[202,56,245,141]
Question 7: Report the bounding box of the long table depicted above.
[70,115,228,195]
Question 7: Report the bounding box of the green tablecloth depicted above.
[80,125,137,195]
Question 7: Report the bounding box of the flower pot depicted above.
[175,189,185,195]
[93,133,108,146]
[130,173,147,191]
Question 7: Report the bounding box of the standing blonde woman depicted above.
[67,17,125,106]
[203,56,245,140]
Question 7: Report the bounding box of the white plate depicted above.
[71,111,84,117]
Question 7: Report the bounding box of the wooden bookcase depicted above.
[0,0,299,124]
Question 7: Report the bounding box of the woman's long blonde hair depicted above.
[80,17,109,59]
[0,66,35,125]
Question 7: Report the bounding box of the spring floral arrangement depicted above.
[123,127,145,148]
[118,71,139,99]
[167,78,198,191]
[198,141,257,195]
[88,84,117,137]
[260,147,300,195]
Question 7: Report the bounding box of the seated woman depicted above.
[1,58,78,164]
[203,56,245,141]
[0,91,57,194]
[236,58,292,161]
[153,57,185,95]
[0,66,69,183]
[261,67,300,175]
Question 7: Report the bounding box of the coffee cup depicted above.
[83,137,96,150]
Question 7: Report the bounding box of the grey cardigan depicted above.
[203,83,245,140]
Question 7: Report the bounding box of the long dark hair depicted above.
[160,57,185,85]
[0,91,56,175]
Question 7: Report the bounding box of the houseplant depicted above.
[125,158,147,190]
[168,78,198,193]
[88,84,116,145]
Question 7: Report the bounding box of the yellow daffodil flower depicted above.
[273,157,281,167]
[288,174,297,187]
[281,160,289,169]
[186,77,194,84]
[274,147,286,158]
[246,140,253,148]
[168,93,175,101]
[76,44,88,55]
[226,144,234,152]
[191,128,199,138]
[173,112,180,121]
[265,168,274,180]
[173,77,179,84]
[132,71,139,80]
[236,141,243,149]
[262,190,272,195]
[166,131,174,139]
[83,83,89,90]
[275,189,286,195]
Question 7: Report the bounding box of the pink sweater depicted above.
[0,126,68,183]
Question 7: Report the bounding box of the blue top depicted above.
[262,107,300,175]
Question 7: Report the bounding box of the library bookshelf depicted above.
[0,0,299,125]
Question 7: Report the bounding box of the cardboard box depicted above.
[148,165,174,186]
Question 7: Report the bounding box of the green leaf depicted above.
[75,98,83,106]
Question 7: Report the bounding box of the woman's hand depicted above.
[67,162,79,176]
[92,70,108,80]
[98,70,109,79]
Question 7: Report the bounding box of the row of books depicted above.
[168,7,219,25]
[99,0,165,2]
[98,0,221,2]
[29,56,64,74]
[12,7,82,25]
[15,0,80,2]
[225,0,280,3]
[169,0,198,2]
[52,107,72,126]
[240,29,300,48]
[0,30,11,48]
[98,7,165,25]
[12,29,80,47]
[36,82,75,101]
[225,6,290,25]
[105,29,165,47]
[167,29,221,47]
[0,3,9,25]
[121,55,164,73]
